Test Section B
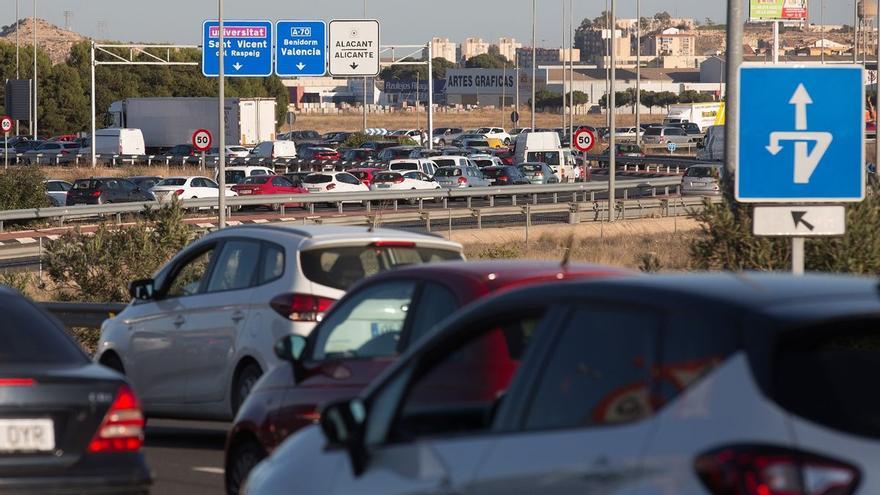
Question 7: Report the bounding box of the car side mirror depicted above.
[129,278,156,301]
[274,334,309,382]
[320,398,369,476]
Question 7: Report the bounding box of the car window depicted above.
[251,169,268,176]
[526,151,560,166]
[165,247,217,298]
[119,180,136,192]
[206,239,261,293]
[645,128,662,136]
[225,170,246,184]
[523,306,659,430]
[406,283,459,347]
[300,245,462,291]
[272,176,292,187]
[189,178,204,188]
[403,171,421,180]
[312,281,417,360]
[158,178,187,187]
[389,313,545,442]
[0,296,88,365]
[259,242,285,284]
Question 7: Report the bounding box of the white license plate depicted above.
[377,184,391,188]
[307,188,322,193]
[690,182,707,187]
[239,189,252,195]
[0,419,55,452]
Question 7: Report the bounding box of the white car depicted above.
[388,159,439,177]
[245,273,880,495]
[150,176,236,204]
[370,170,442,202]
[218,166,276,188]
[208,146,251,158]
[94,225,464,421]
[475,126,512,145]
[302,171,369,194]
[250,140,297,159]
[469,155,504,168]
[388,129,423,146]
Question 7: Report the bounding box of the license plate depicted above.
[239,189,252,195]
[307,188,322,193]
[690,182,707,187]
[377,184,390,188]
[0,419,55,452]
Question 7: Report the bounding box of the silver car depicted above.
[681,163,723,196]
[517,162,559,185]
[434,165,491,189]
[94,225,463,421]
[642,126,694,145]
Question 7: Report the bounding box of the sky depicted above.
[0,0,858,48]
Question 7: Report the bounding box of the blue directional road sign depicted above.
[276,20,327,77]
[202,20,272,77]
[737,65,865,202]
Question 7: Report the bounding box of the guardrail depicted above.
[40,302,127,329]
[0,177,683,230]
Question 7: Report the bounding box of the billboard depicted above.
[445,69,516,96]
[749,0,808,20]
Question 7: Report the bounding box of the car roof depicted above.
[432,155,466,160]
[208,224,462,250]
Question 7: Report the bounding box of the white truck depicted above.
[663,102,723,133]
[108,97,277,153]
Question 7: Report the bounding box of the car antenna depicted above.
[560,233,575,270]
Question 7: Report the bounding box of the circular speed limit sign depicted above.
[573,128,596,153]
[192,128,213,152]
[0,116,13,134]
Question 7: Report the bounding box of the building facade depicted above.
[431,37,458,64]
[497,37,522,63]
[462,37,490,61]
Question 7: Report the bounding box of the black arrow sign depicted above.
[350,62,359,70]
[792,211,815,231]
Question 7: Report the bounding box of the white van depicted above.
[514,131,573,182]
[250,140,297,159]
[82,128,146,155]
[388,159,438,177]
[696,125,725,162]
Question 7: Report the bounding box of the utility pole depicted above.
[362,0,368,132]
[724,0,744,183]
[515,57,520,123]
[636,0,641,146]
[875,0,879,179]
[32,0,37,140]
[531,0,537,130]
[855,0,860,63]
[609,0,617,222]
[562,0,567,132]
[218,0,226,228]
[569,0,574,141]
[15,0,20,135]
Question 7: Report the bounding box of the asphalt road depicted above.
[144,419,229,495]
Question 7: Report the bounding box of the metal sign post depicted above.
[0,116,11,170]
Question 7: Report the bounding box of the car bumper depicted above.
[0,477,150,495]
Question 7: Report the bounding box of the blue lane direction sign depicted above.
[202,20,273,77]
[737,65,865,203]
[276,20,327,77]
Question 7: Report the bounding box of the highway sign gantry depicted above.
[192,129,213,152]
[328,19,380,77]
[737,65,865,203]
[753,205,846,237]
[202,20,273,77]
[276,20,327,77]
[573,128,596,152]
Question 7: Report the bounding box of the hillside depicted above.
[0,18,87,64]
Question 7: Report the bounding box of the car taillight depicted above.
[87,384,144,453]
[695,445,860,495]
[270,293,336,322]
[90,191,102,198]
[497,176,509,182]
[0,378,34,387]
[458,176,468,184]
[370,240,416,248]
[174,189,185,196]
[327,183,336,190]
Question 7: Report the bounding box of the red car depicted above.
[491,147,515,165]
[223,260,629,494]
[302,147,341,161]
[347,167,384,188]
[230,175,308,210]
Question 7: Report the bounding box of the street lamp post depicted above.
[531,0,537,130]
[636,0,641,146]
[218,0,226,228]
[32,0,37,140]
[609,0,616,222]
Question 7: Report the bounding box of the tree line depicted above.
[598,89,717,112]
[0,42,290,138]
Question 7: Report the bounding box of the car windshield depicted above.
[156,178,187,186]
[390,162,419,171]
[225,170,246,184]
[435,167,462,177]
[685,167,721,179]
[526,151,560,166]
[520,164,543,172]
[645,128,662,136]
[303,174,333,184]
[482,168,505,178]
[241,176,271,185]
[73,179,102,189]
[432,159,457,168]
[300,245,463,292]
[374,172,402,182]
[0,296,88,365]
[472,159,494,167]
[350,171,370,180]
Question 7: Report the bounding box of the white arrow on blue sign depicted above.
[736,65,865,203]
[202,20,273,77]
[275,20,327,77]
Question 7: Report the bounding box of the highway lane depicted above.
[144,419,229,495]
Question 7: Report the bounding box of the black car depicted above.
[126,176,163,191]
[481,165,531,185]
[322,132,352,148]
[14,140,44,153]
[340,148,376,162]
[0,288,151,493]
[66,177,154,206]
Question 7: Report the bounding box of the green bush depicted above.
[45,200,194,302]
[690,181,880,273]
[0,167,50,210]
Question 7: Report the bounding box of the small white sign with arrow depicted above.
[764,84,833,184]
[328,19,380,77]
[753,205,846,236]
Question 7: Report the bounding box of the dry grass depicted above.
[294,109,666,134]
[39,165,209,182]
[463,229,697,272]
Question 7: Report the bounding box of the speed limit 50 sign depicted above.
[192,129,213,152]
[0,116,12,134]
[573,128,596,153]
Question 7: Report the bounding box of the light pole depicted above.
[636,0,641,146]
[362,0,368,132]
[855,0,860,63]
[561,0,566,132]
[875,0,879,174]
[15,0,19,135]
[569,0,574,141]
[218,0,226,228]
[531,0,537,130]
[32,0,37,140]
[608,0,616,222]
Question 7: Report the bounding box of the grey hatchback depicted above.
[517,162,559,185]
[681,164,723,196]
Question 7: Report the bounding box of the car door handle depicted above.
[173,316,186,327]
[231,311,245,323]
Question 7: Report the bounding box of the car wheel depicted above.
[226,440,266,495]
[232,363,262,416]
